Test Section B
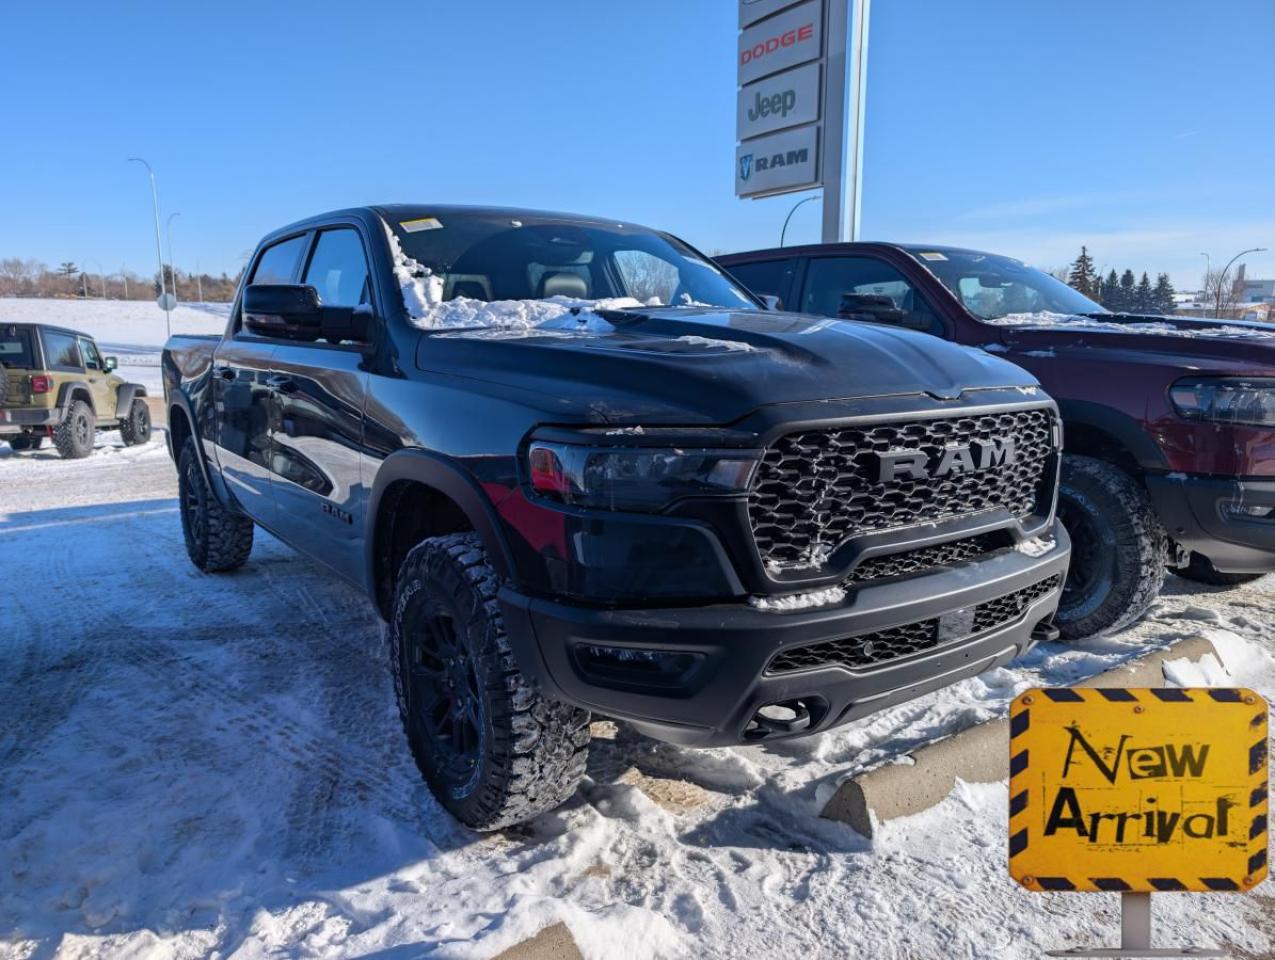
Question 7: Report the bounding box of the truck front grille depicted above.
[749,408,1055,568]
[846,533,1007,584]
[766,574,1061,674]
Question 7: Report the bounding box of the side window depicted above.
[614,250,679,304]
[79,338,103,371]
[802,256,944,337]
[250,235,309,286]
[725,258,795,308]
[43,331,83,371]
[303,228,371,307]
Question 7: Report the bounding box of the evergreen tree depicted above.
[1134,272,1154,313]
[1152,273,1177,315]
[1066,246,1098,299]
[1116,269,1137,312]
[57,261,78,277]
[1100,269,1122,310]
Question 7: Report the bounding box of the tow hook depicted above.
[1030,620,1061,644]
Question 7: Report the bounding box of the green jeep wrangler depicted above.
[0,322,152,459]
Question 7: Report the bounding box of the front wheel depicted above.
[119,398,152,446]
[1055,454,1166,640]
[178,436,253,571]
[389,533,590,830]
[1174,552,1266,587]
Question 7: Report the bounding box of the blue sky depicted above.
[2,0,1273,288]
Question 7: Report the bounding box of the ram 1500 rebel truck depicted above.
[163,206,1069,829]
[719,243,1275,639]
[1,322,151,457]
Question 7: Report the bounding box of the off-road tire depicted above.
[1174,552,1265,587]
[178,436,253,572]
[389,532,590,830]
[119,398,152,446]
[9,435,44,451]
[0,362,8,406]
[1056,454,1167,640]
[53,399,94,459]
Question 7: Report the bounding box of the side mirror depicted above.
[103,356,118,373]
[761,294,782,311]
[243,284,373,343]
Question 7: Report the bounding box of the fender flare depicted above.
[56,381,94,416]
[1055,398,1169,471]
[115,383,148,419]
[365,448,516,594]
[166,388,233,507]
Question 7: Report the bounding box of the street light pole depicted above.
[166,211,182,304]
[120,265,129,300]
[1215,247,1267,318]
[780,195,820,247]
[128,156,170,338]
[195,258,203,303]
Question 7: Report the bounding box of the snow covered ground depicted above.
[2,427,1274,959]
[0,298,230,392]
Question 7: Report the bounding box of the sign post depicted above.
[735,0,871,242]
[1009,687,1269,958]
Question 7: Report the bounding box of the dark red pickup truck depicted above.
[718,243,1275,638]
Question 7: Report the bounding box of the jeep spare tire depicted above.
[1055,454,1166,639]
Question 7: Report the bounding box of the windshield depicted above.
[388,212,758,312]
[907,249,1104,321]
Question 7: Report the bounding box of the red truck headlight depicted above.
[1170,377,1275,427]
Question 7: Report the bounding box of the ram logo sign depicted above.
[734,124,818,198]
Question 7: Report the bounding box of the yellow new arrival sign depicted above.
[1009,687,1269,893]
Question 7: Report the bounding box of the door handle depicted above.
[266,375,297,394]
[214,365,237,381]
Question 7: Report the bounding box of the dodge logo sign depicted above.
[874,438,1017,483]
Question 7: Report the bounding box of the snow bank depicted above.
[986,310,1275,339]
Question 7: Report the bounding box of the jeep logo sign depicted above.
[735,124,819,198]
[737,61,820,141]
[874,438,1018,484]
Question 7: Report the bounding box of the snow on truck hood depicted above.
[986,310,1275,340]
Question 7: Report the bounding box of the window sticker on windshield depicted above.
[918,251,947,261]
[400,217,442,233]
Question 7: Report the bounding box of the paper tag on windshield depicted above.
[918,251,947,261]
[400,217,442,233]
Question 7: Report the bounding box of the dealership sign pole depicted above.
[736,0,870,242]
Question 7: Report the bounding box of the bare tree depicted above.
[0,258,24,297]
[1202,267,1242,318]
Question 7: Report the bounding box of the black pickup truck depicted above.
[163,205,1069,829]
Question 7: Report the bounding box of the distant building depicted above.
[1236,263,1275,304]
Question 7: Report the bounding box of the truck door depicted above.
[77,337,115,418]
[265,226,371,584]
[797,255,948,338]
[211,233,308,525]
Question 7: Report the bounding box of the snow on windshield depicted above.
[984,311,1275,339]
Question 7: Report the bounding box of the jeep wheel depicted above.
[1174,552,1265,587]
[389,532,590,830]
[119,398,152,446]
[178,436,253,571]
[9,434,44,451]
[1055,454,1166,639]
[53,400,94,459]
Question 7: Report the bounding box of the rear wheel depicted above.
[178,436,253,571]
[119,398,152,446]
[1174,552,1266,587]
[9,434,44,451]
[389,533,590,830]
[53,400,94,459]
[1055,454,1166,640]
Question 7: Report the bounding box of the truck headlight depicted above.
[527,441,759,511]
[1169,377,1275,427]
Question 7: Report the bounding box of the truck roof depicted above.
[717,241,996,262]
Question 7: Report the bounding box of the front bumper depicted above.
[0,407,58,434]
[500,521,1070,746]
[1146,473,1275,573]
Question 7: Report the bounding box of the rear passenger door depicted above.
[798,256,947,337]
[265,226,373,582]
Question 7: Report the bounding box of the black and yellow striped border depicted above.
[1009,686,1269,893]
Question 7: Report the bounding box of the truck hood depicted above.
[985,311,1275,373]
[414,305,1037,424]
